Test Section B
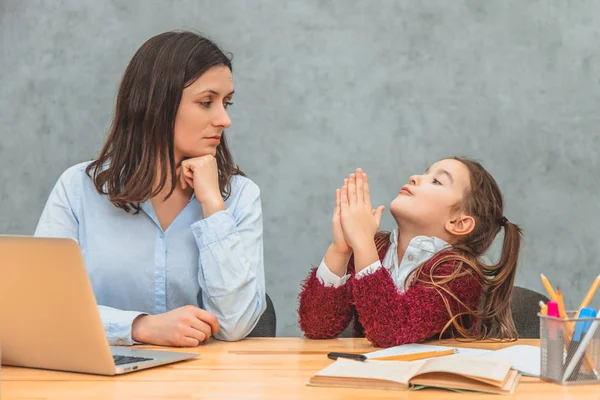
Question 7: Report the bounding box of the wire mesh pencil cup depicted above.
[539,312,600,384]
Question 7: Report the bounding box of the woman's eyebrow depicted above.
[194,89,235,96]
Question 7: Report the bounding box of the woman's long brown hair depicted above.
[86,31,243,212]
[376,157,523,341]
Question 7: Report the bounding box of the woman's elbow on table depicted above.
[213,295,267,341]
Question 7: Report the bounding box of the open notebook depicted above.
[473,345,540,377]
[309,355,521,395]
[365,343,541,377]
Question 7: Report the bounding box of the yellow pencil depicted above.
[555,288,567,319]
[540,273,557,301]
[539,300,548,316]
[576,274,600,317]
[370,349,456,361]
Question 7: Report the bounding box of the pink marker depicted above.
[547,301,560,318]
[544,300,563,381]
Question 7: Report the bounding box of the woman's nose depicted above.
[214,106,232,129]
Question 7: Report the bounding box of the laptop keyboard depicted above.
[113,355,154,365]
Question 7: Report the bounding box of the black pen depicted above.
[327,352,367,361]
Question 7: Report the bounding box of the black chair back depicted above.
[247,294,276,337]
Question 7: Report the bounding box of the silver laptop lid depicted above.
[0,236,116,375]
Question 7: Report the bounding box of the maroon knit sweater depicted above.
[298,242,483,348]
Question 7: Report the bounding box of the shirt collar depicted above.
[390,228,450,253]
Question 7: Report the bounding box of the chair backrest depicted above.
[511,286,549,339]
[247,294,276,337]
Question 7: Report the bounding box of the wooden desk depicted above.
[1,338,599,399]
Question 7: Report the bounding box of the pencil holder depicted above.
[539,312,600,384]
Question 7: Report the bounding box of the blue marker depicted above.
[573,308,597,342]
[563,308,600,381]
[565,307,597,381]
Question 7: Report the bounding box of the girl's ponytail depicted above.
[478,219,523,339]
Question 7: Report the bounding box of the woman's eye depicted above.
[199,101,212,108]
[224,101,234,109]
[433,179,442,185]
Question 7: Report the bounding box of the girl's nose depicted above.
[408,175,420,186]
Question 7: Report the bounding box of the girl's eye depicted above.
[199,101,212,108]
[224,101,234,109]
[433,179,442,185]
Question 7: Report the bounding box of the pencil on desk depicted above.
[370,349,456,361]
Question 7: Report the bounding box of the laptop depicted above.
[0,235,198,375]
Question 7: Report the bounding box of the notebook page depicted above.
[415,354,512,383]
[473,345,540,377]
[313,358,426,385]
[410,369,520,394]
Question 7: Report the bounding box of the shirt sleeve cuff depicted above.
[106,311,148,346]
[316,259,350,288]
[355,260,384,280]
[191,209,236,248]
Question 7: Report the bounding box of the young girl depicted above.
[298,157,523,348]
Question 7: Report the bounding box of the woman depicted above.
[35,31,266,346]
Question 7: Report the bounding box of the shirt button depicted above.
[160,232,164,238]
[118,340,125,345]
[408,255,415,261]
[415,239,422,245]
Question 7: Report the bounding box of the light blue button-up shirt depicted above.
[34,162,266,345]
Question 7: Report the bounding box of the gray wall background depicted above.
[2,0,600,337]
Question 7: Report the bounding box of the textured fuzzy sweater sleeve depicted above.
[298,245,390,339]
[297,264,355,339]
[353,252,483,348]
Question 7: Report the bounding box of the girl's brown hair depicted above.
[375,157,523,341]
[86,31,243,212]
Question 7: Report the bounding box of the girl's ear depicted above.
[445,213,475,237]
